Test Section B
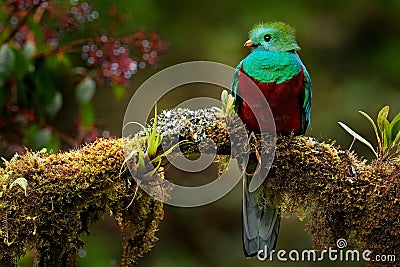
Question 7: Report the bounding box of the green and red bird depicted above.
[231,22,312,258]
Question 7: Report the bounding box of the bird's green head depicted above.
[245,21,300,52]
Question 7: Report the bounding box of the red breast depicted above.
[237,67,305,135]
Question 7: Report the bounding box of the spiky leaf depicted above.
[338,122,378,157]
[147,105,162,158]
[120,149,139,175]
[384,123,392,149]
[221,90,228,107]
[359,110,380,148]
[390,112,400,145]
[377,106,390,138]
[393,130,400,149]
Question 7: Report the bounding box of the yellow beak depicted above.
[244,39,254,47]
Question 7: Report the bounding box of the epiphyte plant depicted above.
[339,105,400,159]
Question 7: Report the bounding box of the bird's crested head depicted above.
[245,21,300,52]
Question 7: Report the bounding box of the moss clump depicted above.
[0,138,163,266]
[261,136,399,266]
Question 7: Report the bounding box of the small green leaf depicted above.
[359,110,380,148]
[46,92,63,117]
[0,44,15,80]
[79,101,95,128]
[147,105,161,158]
[221,90,236,117]
[112,85,126,101]
[226,94,235,116]
[390,112,400,128]
[221,90,228,107]
[76,77,96,103]
[391,121,400,142]
[393,129,400,148]
[384,122,392,149]
[390,112,400,144]
[152,140,188,164]
[377,106,390,137]
[338,122,378,157]
[22,41,36,59]
[10,177,28,196]
[137,146,145,169]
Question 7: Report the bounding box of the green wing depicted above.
[301,64,312,133]
[231,62,242,107]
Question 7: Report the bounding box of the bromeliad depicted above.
[231,21,312,258]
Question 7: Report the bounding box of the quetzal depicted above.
[230,22,312,258]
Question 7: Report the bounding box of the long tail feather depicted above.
[242,172,280,258]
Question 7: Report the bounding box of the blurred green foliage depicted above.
[0,0,167,157]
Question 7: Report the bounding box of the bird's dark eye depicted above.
[264,34,272,42]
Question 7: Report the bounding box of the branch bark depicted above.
[0,108,398,266]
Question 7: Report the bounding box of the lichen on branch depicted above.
[0,107,399,266]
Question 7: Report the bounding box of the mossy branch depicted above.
[0,139,164,267]
[0,108,399,266]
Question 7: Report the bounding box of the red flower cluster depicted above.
[0,0,168,156]
[2,0,168,85]
[3,0,99,50]
[131,31,167,66]
[56,1,99,32]
[6,0,47,13]
[81,32,168,85]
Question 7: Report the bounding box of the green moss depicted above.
[260,136,399,264]
[0,138,164,266]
